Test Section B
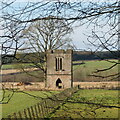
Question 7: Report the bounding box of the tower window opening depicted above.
[60,58,62,70]
[55,57,63,71]
[55,58,58,71]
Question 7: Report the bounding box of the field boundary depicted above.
[1,81,119,91]
[2,87,78,119]
[73,81,120,89]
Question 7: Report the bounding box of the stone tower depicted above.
[46,49,73,89]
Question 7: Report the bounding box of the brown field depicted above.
[1,68,39,75]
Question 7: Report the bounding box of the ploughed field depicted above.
[1,89,119,118]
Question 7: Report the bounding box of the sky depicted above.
[0,0,117,52]
[0,0,90,50]
[3,0,112,2]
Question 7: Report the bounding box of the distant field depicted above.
[51,89,119,118]
[2,60,118,70]
[2,60,118,82]
[2,70,44,82]
[2,63,35,70]
[1,90,60,118]
[2,64,15,70]
[73,60,118,81]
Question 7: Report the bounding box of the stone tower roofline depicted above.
[47,49,73,54]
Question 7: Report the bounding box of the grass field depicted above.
[2,63,34,70]
[1,89,119,118]
[1,90,60,118]
[50,89,119,118]
[2,60,118,82]
[73,60,118,81]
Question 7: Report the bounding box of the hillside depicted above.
[2,51,119,64]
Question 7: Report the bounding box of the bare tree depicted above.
[83,1,120,80]
[15,18,73,86]
[0,1,119,117]
[1,1,119,52]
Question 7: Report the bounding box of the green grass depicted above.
[2,63,35,70]
[1,89,119,118]
[74,60,118,69]
[1,90,60,118]
[2,60,118,70]
[51,89,119,118]
[70,89,119,105]
[2,60,118,82]
[2,64,15,69]
[73,60,118,81]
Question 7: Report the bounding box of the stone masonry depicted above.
[46,49,73,89]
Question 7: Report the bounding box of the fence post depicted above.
[37,103,42,118]
[27,107,32,120]
[18,111,22,120]
[34,104,39,119]
[30,106,35,119]
[42,100,47,117]
[23,109,28,119]
[13,113,17,120]
[39,103,44,118]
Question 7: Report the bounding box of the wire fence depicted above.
[2,87,78,119]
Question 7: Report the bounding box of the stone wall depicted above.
[73,81,120,89]
[1,82,119,90]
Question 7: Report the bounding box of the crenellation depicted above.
[47,49,72,54]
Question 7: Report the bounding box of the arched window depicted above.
[56,78,62,88]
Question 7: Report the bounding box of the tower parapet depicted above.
[47,49,72,54]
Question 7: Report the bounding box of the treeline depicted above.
[2,51,119,64]
[2,52,44,64]
[73,51,119,61]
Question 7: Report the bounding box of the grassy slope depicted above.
[2,63,34,70]
[51,89,119,118]
[73,60,118,81]
[73,60,118,71]
[1,90,60,117]
[2,60,118,70]
[2,60,118,82]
